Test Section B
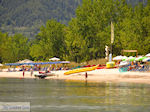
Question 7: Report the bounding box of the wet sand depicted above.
[0,69,150,84]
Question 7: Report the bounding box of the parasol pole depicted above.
[109,21,114,62]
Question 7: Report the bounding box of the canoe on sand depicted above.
[64,65,99,75]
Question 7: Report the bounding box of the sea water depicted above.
[0,78,150,112]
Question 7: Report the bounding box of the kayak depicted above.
[64,65,99,75]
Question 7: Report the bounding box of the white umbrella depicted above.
[143,57,150,62]
[119,61,129,66]
[61,61,70,64]
[126,56,135,61]
[49,57,60,61]
[135,56,143,61]
[145,53,150,57]
[113,56,123,61]
[17,59,34,64]
[122,56,128,61]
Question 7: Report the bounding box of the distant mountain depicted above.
[0,0,81,38]
[0,0,81,26]
[0,0,147,38]
[126,0,147,6]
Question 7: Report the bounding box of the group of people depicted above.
[21,65,70,78]
[118,60,149,72]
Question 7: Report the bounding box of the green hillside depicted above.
[126,0,147,6]
[0,0,82,26]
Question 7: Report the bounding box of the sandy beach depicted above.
[0,69,150,84]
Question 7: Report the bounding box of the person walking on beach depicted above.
[85,72,88,80]
[39,65,41,71]
[31,68,33,77]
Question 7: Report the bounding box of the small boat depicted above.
[34,72,55,79]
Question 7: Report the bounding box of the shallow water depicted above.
[0,78,150,112]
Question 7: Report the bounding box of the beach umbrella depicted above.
[5,63,20,66]
[122,56,128,61]
[17,59,34,64]
[129,58,136,61]
[119,61,129,66]
[135,56,143,61]
[113,56,123,61]
[138,56,147,61]
[126,56,132,61]
[142,57,150,62]
[49,57,60,61]
[61,61,70,64]
[126,56,136,61]
[145,53,150,57]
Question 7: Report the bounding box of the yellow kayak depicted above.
[64,65,99,75]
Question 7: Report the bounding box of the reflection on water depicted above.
[0,78,150,112]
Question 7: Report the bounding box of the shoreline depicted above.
[0,69,150,84]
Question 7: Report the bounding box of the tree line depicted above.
[0,0,150,63]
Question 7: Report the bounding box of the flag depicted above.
[111,21,114,44]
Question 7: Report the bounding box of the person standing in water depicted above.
[85,72,88,79]
[23,70,25,78]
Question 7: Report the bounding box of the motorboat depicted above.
[34,71,55,79]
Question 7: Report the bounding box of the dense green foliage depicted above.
[30,20,66,61]
[65,0,150,62]
[0,32,30,63]
[0,0,149,63]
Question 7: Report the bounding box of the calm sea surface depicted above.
[0,78,150,112]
